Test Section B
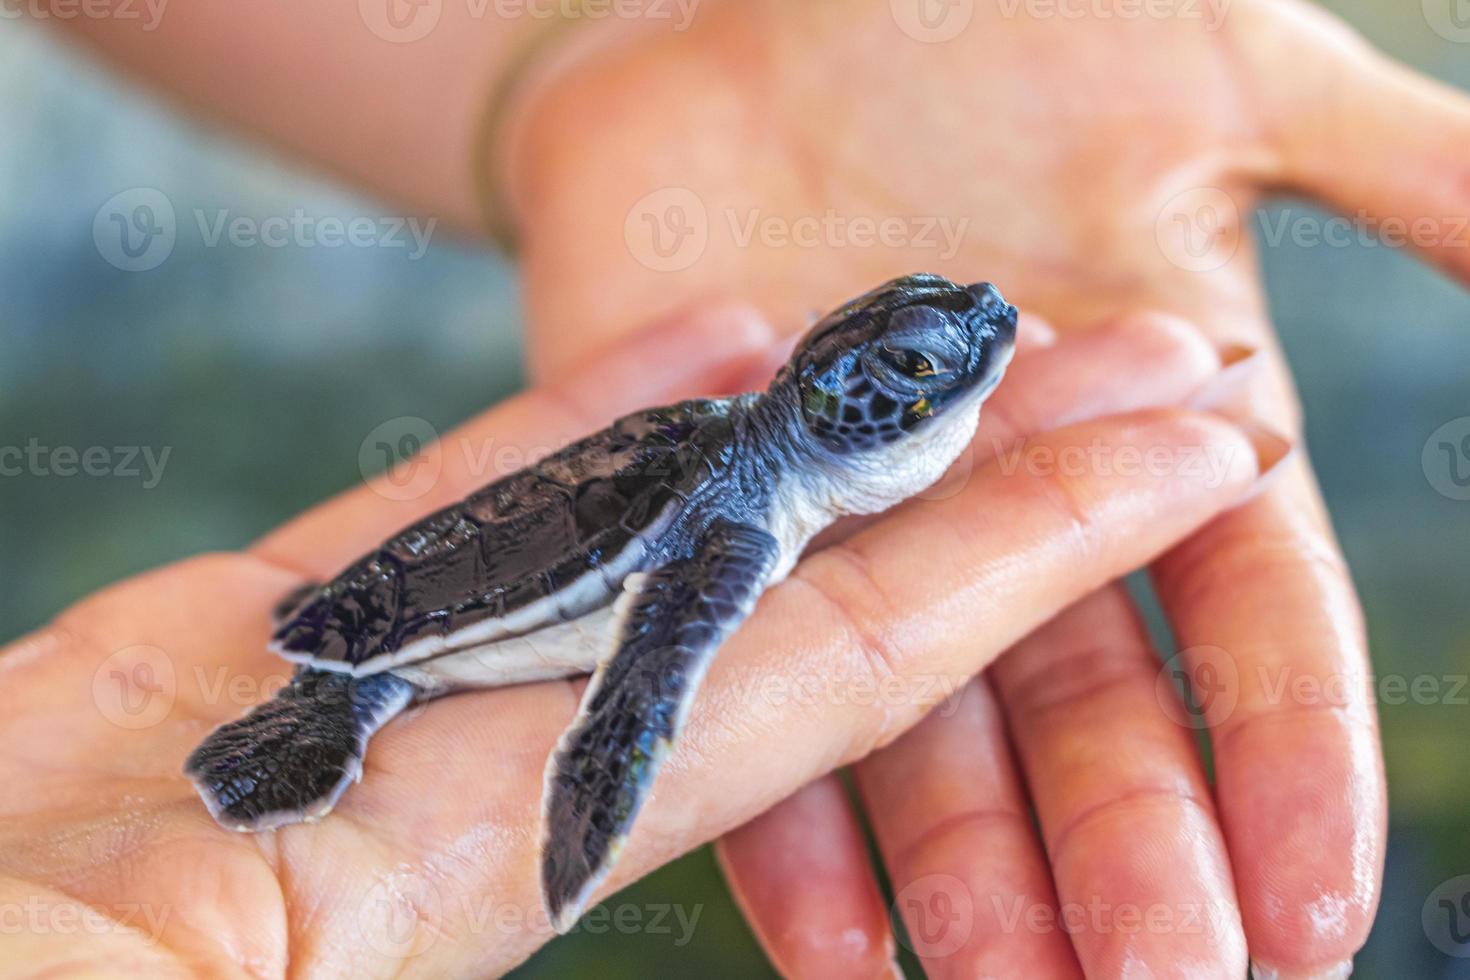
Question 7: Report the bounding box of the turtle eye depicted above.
[881,345,948,378]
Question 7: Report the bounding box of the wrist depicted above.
[475,6,662,249]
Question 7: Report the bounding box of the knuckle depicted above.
[1105,310,1219,376]
[1028,459,1103,565]
[1005,645,1152,722]
[790,542,913,755]
[1162,514,1362,640]
[1047,785,1215,869]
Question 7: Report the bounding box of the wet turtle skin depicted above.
[186,272,1021,934]
[273,398,770,672]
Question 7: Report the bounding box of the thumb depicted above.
[252,302,777,575]
[1233,0,1470,284]
[550,302,782,407]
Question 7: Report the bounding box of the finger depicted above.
[1152,468,1385,980]
[293,409,1281,977]
[257,308,1249,577]
[978,311,1256,447]
[698,310,1250,968]
[1107,266,1385,970]
[251,303,777,575]
[1238,0,1470,282]
[716,776,900,980]
[991,585,1248,978]
[855,679,1082,980]
[620,410,1281,912]
[253,304,1056,578]
[1014,311,1060,353]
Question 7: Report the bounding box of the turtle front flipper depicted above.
[541,520,780,932]
[184,669,415,831]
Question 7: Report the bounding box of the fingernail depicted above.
[1210,410,1295,502]
[1250,958,1352,980]
[1187,341,1265,410]
[1015,311,1059,353]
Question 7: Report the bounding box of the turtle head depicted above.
[785,274,1017,461]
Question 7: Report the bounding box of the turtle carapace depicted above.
[185,274,1019,932]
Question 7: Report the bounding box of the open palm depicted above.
[11,0,1469,975]
[495,0,1470,975]
[0,303,1270,976]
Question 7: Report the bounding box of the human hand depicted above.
[0,302,1274,977]
[489,1,1470,975]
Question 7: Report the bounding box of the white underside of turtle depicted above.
[183,274,1019,933]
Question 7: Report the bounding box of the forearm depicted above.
[27,0,597,236]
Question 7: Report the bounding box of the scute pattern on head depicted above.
[785,274,1018,457]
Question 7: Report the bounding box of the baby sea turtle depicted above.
[185,273,1018,930]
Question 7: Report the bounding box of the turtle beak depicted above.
[966,281,1018,358]
[966,281,1008,315]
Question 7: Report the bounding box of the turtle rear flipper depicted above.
[541,520,779,931]
[184,670,415,832]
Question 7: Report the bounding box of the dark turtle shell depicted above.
[273,400,738,673]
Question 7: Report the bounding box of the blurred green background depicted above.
[1,2,1468,976]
